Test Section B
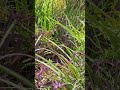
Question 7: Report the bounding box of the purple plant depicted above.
[38,64,47,80]
[52,81,62,90]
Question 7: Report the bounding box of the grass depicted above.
[1,0,119,90]
[85,0,120,89]
[0,0,34,89]
[0,0,85,89]
[35,0,85,89]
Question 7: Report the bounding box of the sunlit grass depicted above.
[35,0,85,89]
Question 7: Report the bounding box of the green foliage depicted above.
[35,0,85,89]
[86,0,120,89]
[0,0,34,89]
[86,0,120,59]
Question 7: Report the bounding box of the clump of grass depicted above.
[35,37,85,89]
[86,0,120,89]
[35,0,85,89]
[0,0,34,89]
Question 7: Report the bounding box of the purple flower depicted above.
[52,81,61,90]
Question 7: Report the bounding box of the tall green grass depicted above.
[35,0,85,89]
[86,0,120,89]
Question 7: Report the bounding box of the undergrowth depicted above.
[35,0,85,90]
[86,0,120,90]
[0,0,34,89]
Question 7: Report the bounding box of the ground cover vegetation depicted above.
[1,0,119,90]
[35,0,85,90]
[86,0,120,90]
[0,0,35,89]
